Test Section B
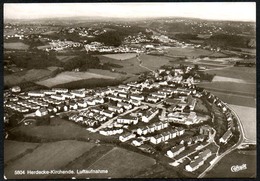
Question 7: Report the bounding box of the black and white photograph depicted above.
[3,2,256,179]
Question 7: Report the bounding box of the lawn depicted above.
[4,140,39,164]
[205,149,256,178]
[4,140,96,179]
[85,147,156,178]
[229,105,256,141]
[36,71,117,87]
[4,42,29,50]
[102,53,137,60]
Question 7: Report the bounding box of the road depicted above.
[198,104,246,178]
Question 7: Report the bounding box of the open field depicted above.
[165,47,226,58]
[4,140,39,164]
[37,45,51,50]
[36,71,117,87]
[10,117,113,142]
[4,42,29,50]
[98,55,146,75]
[4,69,53,87]
[229,105,256,141]
[209,91,256,108]
[139,54,171,71]
[212,76,246,83]
[198,81,256,97]
[53,78,121,89]
[205,66,256,83]
[56,55,76,63]
[85,147,156,178]
[205,149,256,178]
[5,140,96,179]
[102,53,137,60]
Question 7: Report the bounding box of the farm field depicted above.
[165,47,226,58]
[85,147,156,178]
[56,55,76,63]
[205,149,256,178]
[98,55,146,75]
[102,53,137,60]
[4,140,96,179]
[139,54,171,71]
[4,42,29,50]
[229,105,256,141]
[198,82,256,97]
[212,76,246,83]
[36,71,117,87]
[53,78,121,89]
[205,66,256,83]
[4,140,39,163]
[4,69,53,87]
[209,91,256,108]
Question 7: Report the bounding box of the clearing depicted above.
[212,76,246,83]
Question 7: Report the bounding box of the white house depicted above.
[35,107,48,117]
[117,115,138,125]
[119,133,136,142]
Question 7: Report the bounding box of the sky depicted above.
[4,2,256,22]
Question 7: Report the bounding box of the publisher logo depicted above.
[231,164,247,172]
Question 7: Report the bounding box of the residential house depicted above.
[108,105,124,113]
[119,133,136,142]
[117,102,132,110]
[117,115,138,125]
[185,157,204,172]
[35,107,48,117]
[219,129,233,144]
[130,94,144,101]
[167,145,185,158]
[141,108,159,123]
[100,110,114,118]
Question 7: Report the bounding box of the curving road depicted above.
[198,104,246,178]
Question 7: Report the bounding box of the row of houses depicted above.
[136,121,169,135]
[150,127,185,144]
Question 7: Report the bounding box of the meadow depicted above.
[4,69,53,87]
[102,53,137,60]
[36,71,117,88]
[4,42,29,50]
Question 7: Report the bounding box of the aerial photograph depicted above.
[3,2,256,179]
